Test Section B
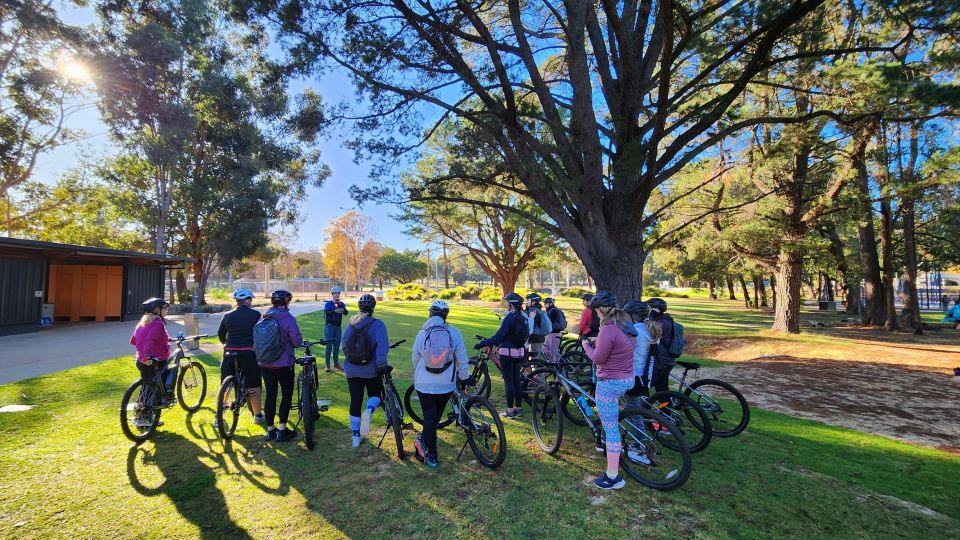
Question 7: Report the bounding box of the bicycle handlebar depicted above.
[389,339,406,349]
[168,334,208,342]
[474,335,486,341]
[298,339,335,348]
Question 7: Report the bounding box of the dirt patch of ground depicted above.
[700,356,960,452]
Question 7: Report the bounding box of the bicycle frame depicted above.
[670,368,720,411]
[544,368,604,439]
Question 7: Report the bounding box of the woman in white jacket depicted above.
[622,301,661,409]
[411,300,474,468]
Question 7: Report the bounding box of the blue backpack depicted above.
[253,316,284,365]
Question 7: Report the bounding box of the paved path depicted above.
[0,302,326,385]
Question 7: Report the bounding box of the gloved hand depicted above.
[376,364,394,375]
[460,376,477,387]
[473,342,485,350]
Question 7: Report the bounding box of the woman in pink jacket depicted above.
[130,298,172,395]
[581,291,638,490]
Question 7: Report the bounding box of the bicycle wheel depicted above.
[559,381,594,427]
[120,379,161,444]
[684,378,750,437]
[468,357,491,398]
[531,384,563,454]
[649,391,712,453]
[520,366,549,405]
[618,407,692,491]
[404,385,455,429]
[463,396,506,468]
[216,376,240,439]
[176,361,207,412]
[301,370,317,450]
[386,389,406,459]
[561,351,593,386]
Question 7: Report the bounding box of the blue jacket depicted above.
[324,300,348,326]
[479,311,527,349]
[342,315,390,379]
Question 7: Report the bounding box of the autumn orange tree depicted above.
[322,211,383,291]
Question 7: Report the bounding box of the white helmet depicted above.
[429,299,450,317]
[331,286,343,293]
[232,288,255,300]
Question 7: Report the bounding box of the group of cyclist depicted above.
[129,286,680,491]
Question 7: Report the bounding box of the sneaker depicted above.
[413,436,426,463]
[160,395,175,407]
[325,367,332,373]
[425,456,439,469]
[253,413,265,426]
[594,473,626,490]
[275,427,297,442]
[335,365,344,372]
[265,429,277,442]
[360,407,372,436]
[501,409,515,420]
[626,447,652,466]
[351,434,362,448]
[595,439,605,453]
[513,408,524,418]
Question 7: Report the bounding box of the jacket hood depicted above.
[422,315,447,330]
[618,322,639,337]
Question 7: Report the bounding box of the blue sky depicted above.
[37,3,421,253]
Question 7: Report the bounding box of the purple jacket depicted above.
[583,320,636,381]
[130,318,170,365]
[259,307,303,368]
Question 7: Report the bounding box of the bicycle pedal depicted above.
[402,423,414,430]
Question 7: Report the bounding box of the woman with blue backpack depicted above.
[475,292,529,419]
[255,290,303,443]
[646,298,681,393]
[411,300,474,468]
[342,293,390,447]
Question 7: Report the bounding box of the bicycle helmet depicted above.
[142,297,169,313]
[270,290,293,306]
[331,286,343,294]
[232,288,255,301]
[504,292,523,308]
[581,293,593,301]
[358,293,377,313]
[647,297,668,313]
[588,290,617,309]
[429,299,450,319]
[623,300,650,321]
[543,297,555,305]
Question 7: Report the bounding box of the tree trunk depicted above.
[752,275,760,309]
[707,279,717,300]
[725,275,736,300]
[739,275,752,308]
[769,274,776,311]
[846,283,861,316]
[442,240,450,289]
[772,249,803,333]
[853,137,886,325]
[587,249,645,301]
[901,201,922,333]
[758,276,768,307]
[176,270,188,304]
[879,197,898,331]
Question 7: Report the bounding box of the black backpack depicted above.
[549,307,567,333]
[253,315,283,365]
[345,317,377,365]
[667,321,686,358]
[513,312,530,344]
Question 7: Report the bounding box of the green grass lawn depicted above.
[0,301,958,538]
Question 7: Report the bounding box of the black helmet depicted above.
[504,292,523,308]
[623,301,650,320]
[588,291,617,309]
[142,297,169,313]
[543,297,555,305]
[525,292,542,305]
[270,290,293,306]
[358,293,377,313]
[647,297,668,313]
[581,293,593,301]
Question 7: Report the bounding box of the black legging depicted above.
[501,356,523,409]
[348,376,384,418]
[417,390,452,459]
[262,366,295,427]
[642,364,673,394]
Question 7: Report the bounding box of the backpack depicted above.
[549,307,567,333]
[667,320,685,358]
[531,309,551,337]
[345,317,376,365]
[589,308,600,334]
[513,312,530,344]
[422,325,455,375]
[253,316,284,364]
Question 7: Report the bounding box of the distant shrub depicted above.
[642,286,689,299]
[386,283,428,301]
[478,286,502,302]
[560,287,593,298]
[434,287,465,300]
[167,303,231,315]
[206,287,232,301]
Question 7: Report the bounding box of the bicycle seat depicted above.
[296,355,316,365]
[677,360,700,370]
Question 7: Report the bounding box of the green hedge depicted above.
[386,283,429,301]
[560,286,593,298]
[642,286,689,299]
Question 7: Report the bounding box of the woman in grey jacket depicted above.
[411,300,474,468]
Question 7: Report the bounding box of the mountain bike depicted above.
[375,340,412,459]
[120,333,209,443]
[671,360,750,437]
[291,339,334,450]
[404,377,507,468]
[215,351,255,440]
[468,336,575,405]
[528,365,692,491]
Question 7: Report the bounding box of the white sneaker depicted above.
[360,407,372,436]
[253,413,265,426]
[352,434,362,448]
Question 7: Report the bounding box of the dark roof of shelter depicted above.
[0,237,193,264]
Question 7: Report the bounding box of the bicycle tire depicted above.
[531,384,563,454]
[684,378,750,437]
[301,369,317,450]
[649,390,713,453]
[618,407,692,491]
[468,357,491,398]
[464,395,507,468]
[404,385,455,429]
[216,376,240,439]
[176,361,207,412]
[386,388,405,459]
[120,379,161,444]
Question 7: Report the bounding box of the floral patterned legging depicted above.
[595,377,635,453]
